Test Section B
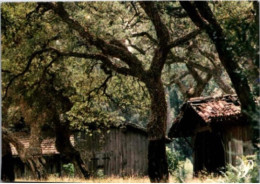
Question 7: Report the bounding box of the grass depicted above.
[16,176,150,183]
[15,175,224,183]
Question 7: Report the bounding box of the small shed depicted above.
[74,123,148,176]
[10,132,75,178]
[168,95,254,174]
[10,122,148,178]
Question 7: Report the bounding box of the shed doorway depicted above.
[193,131,225,175]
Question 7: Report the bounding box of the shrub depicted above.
[166,147,193,182]
[62,163,75,177]
[166,147,182,174]
[96,169,105,178]
[220,155,259,183]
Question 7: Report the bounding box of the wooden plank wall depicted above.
[222,125,253,166]
[75,127,148,176]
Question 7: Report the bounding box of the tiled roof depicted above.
[10,133,75,156]
[188,95,241,123]
[168,95,249,138]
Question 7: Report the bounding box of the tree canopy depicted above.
[1,1,259,182]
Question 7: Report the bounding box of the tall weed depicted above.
[220,155,259,183]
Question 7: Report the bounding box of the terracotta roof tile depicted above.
[10,134,75,156]
[188,95,241,122]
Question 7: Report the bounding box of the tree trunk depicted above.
[212,73,234,94]
[54,120,90,179]
[145,79,169,183]
[2,138,15,182]
[2,127,47,180]
[27,121,47,180]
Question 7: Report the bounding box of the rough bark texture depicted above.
[146,79,167,140]
[2,127,47,180]
[27,122,47,180]
[19,99,47,180]
[148,139,168,183]
[55,121,90,178]
[144,79,169,182]
[50,86,90,179]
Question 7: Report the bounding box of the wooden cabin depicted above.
[10,123,148,178]
[10,132,74,178]
[168,95,254,174]
[75,123,148,176]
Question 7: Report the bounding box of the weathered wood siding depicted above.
[13,155,62,179]
[222,125,253,166]
[75,127,148,176]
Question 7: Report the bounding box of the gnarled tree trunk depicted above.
[49,84,90,179]
[54,121,90,178]
[2,127,46,180]
[27,122,47,180]
[145,79,169,183]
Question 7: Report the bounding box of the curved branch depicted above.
[86,73,113,101]
[132,32,158,44]
[3,48,55,100]
[41,2,145,75]
[2,127,26,159]
[56,50,135,77]
[167,29,202,49]
[179,2,209,28]
[139,2,169,46]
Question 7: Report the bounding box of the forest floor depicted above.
[16,175,223,183]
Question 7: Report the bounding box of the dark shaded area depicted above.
[148,139,168,183]
[194,132,225,175]
[2,140,15,182]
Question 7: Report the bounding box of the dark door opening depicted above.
[193,131,225,175]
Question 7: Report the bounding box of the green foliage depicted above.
[166,147,182,174]
[96,169,105,178]
[1,2,150,133]
[166,147,193,183]
[220,155,259,183]
[2,4,259,181]
[62,163,75,177]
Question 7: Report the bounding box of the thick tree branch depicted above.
[139,2,170,46]
[41,2,145,77]
[2,69,12,74]
[167,29,202,49]
[132,32,158,44]
[179,2,208,29]
[186,63,204,84]
[2,127,26,159]
[127,38,146,55]
[55,50,135,77]
[187,61,211,73]
[138,2,172,78]
[3,48,55,100]
[192,73,212,97]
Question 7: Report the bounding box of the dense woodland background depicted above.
[1,1,259,182]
